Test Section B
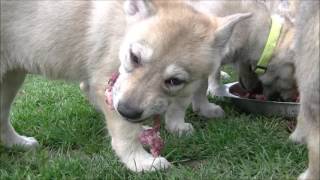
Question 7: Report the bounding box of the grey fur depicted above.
[290,1,319,179]
[190,0,298,101]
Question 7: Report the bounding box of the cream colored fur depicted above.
[0,0,249,172]
[290,1,319,179]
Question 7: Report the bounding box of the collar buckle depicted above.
[255,15,283,75]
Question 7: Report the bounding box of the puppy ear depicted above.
[124,0,156,20]
[213,13,252,47]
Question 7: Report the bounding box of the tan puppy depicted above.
[0,0,250,172]
[290,1,319,179]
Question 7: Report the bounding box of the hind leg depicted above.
[297,108,320,180]
[298,127,320,180]
[289,116,308,144]
[290,93,318,145]
[294,92,320,180]
[0,70,38,149]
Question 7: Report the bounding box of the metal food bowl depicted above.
[215,82,300,118]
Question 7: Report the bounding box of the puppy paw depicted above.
[199,104,225,118]
[220,71,231,80]
[166,122,194,136]
[297,169,318,180]
[2,135,39,150]
[124,151,171,172]
[289,130,306,144]
[298,171,308,180]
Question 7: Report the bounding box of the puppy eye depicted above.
[165,78,185,86]
[130,50,140,66]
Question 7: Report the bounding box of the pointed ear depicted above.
[124,0,156,21]
[213,13,252,47]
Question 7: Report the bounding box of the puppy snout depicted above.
[117,102,143,120]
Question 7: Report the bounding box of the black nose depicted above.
[117,102,143,120]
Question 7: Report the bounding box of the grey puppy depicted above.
[190,1,319,179]
[290,1,319,179]
[190,0,298,101]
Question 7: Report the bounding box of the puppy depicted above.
[0,0,249,172]
[262,0,298,22]
[290,1,319,179]
[189,0,298,101]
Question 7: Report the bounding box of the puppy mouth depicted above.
[123,114,160,124]
[124,118,145,123]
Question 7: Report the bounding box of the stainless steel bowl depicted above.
[215,82,300,118]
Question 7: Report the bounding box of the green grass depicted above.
[0,70,307,179]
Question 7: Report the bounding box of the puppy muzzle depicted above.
[117,101,144,122]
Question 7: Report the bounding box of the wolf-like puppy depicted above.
[290,1,319,179]
[263,0,298,21]
[189,0,298,101]
[0,0,250,171]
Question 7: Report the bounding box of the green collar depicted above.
[255,15,284,75]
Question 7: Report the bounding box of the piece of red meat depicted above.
[254,94,267,101]
[139,115,164,157]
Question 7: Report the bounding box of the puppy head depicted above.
[259,62,297,101]
[113,0,251,122]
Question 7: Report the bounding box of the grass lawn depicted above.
[0,68,307,179]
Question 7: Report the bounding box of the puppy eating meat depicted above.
[1,0,249,172]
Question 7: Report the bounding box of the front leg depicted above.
[193,79,225,118]
[87,82,170,172]
[165,97,194,136]
[106,110,170,172]
[207,67,222,96]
